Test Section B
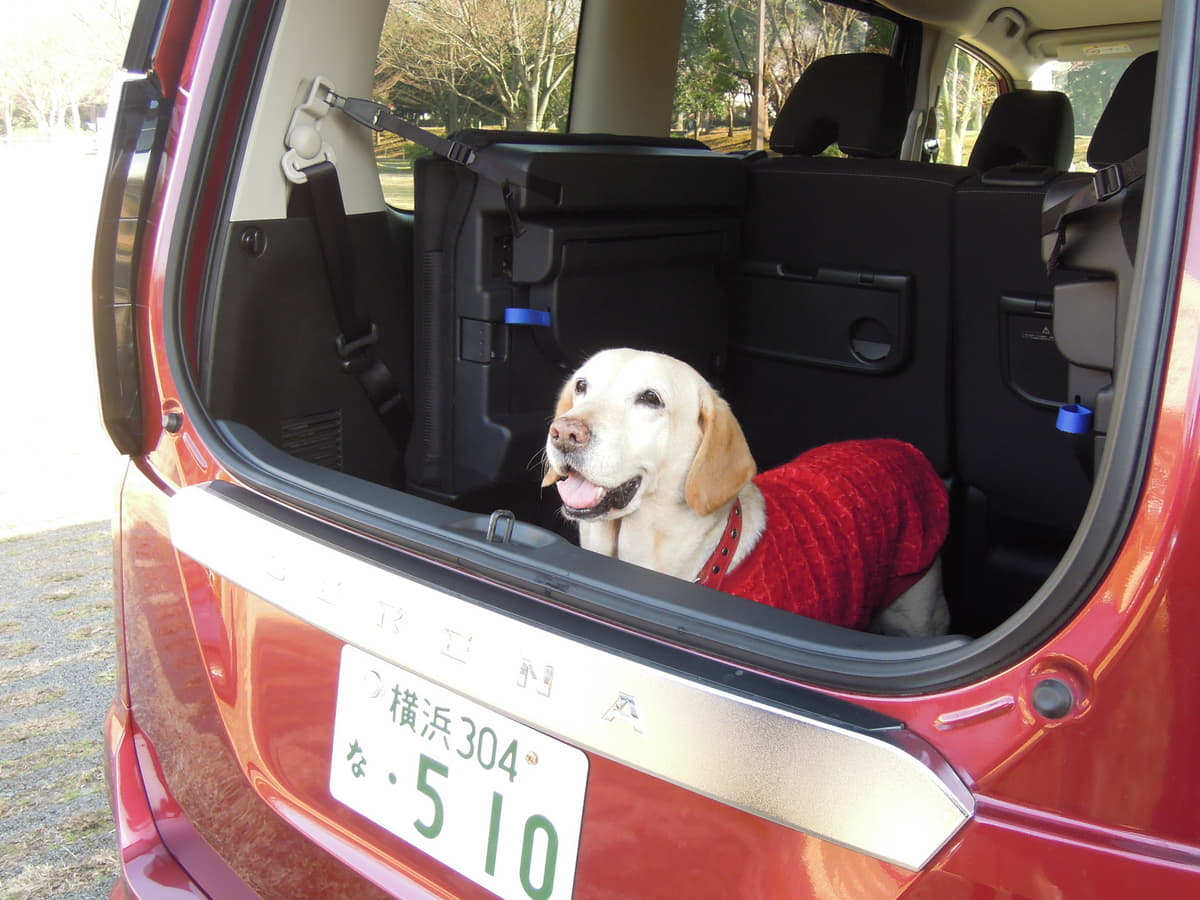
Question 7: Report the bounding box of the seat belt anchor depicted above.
[282,75,339,184]
[335,323,380,374]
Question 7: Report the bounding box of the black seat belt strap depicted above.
[1042,148,1148,274]
[303,159,411,459]
[326,91,561,203]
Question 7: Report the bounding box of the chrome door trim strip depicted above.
[169,483,972,869]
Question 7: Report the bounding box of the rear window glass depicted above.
[1033,57,1135,171]
[373,0,583,207]
[673,0,898,152]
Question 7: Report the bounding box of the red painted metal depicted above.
[104,701,206,898]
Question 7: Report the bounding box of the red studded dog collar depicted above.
[695,498,743,589]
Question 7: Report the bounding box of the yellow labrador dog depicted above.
[542,348,950,637]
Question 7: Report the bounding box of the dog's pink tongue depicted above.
[556,472,606,509]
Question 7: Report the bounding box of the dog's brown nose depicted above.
[549,416,591,451]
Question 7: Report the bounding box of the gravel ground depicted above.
[0,522,120,899]
[1,137,125,898]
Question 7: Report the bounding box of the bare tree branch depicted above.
[375,0,579,132]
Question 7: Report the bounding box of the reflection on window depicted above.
[373,0,582,208]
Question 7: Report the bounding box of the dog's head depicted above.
[542,349,756,521]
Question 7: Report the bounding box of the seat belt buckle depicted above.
[1092,163,1126,202]
[445,140,476,166]
[335,324,379,374]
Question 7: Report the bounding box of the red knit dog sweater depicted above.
[709,439,949,629]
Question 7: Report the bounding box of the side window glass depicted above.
[674,0,898,153]
[373,0,582,208]
[936,45,1002,165]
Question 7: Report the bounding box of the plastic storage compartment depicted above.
[409,134,746,508]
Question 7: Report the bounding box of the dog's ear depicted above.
[685,387,756,516]
[542,376,578,487]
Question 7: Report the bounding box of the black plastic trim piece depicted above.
[91,76,170,455]
[122,0,171,75]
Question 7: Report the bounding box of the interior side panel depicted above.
[205,208,414,487]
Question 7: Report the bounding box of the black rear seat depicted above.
[727,53,969,474]
[966,89,1075,173]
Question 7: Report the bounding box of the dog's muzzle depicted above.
[553,470,642,519]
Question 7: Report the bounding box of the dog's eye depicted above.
[574,379,587,396]
[636,389,664,409]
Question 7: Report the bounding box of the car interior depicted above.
[181,0,1178,686]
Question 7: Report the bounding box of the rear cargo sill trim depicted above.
[169,483,972,870]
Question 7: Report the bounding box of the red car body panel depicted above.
[103,0,1200,895]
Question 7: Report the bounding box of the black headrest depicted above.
[1088,51,1158,168]
[968,90,1074,171]
[770,53,908,158]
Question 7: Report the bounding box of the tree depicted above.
[939,47,980,164]
[376,4,474,130]
[0,0,136,138]
[376,0,579,132]
[675,0,894,143]
[760,1,882,118]
[676,0,741,137]
[938,46,998,164]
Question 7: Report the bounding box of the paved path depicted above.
[1,137,125,898]
[0,138,122,543]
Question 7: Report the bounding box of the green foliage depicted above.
[676,0,742,136]
[672,0,897,140]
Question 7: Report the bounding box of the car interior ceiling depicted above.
[199,5,1159,643]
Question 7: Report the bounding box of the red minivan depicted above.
[94,0,1200,896]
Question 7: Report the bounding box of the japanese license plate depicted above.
[330,644,589,900]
